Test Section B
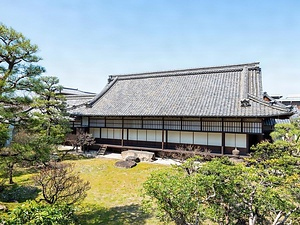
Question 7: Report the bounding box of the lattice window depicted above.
[243,122,262,133]
[223,118,242,132]
[101,128,122,139]
[164,119,181,130]
[71,118,81,127]
[106,119,122,128]
[243,118,262,133]
[124,119,142,128]
[202,118,222,132]
[143,119,163,129]
[182,119,201,131]
[89,118,105,127]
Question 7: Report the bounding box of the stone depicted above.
[0,204,7,211]
[125,156,140,163]
[115,160,137,169]
[121,150,155,162]
[232,148,240,156]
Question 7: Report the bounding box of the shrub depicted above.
[1,201,77,225]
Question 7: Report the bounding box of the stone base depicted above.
[121,150,155,162]
[115,160,137,169]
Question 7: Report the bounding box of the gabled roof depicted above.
[69,62,293,117]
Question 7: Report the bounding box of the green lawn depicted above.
[0,158,171,225]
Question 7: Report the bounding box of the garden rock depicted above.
[125,156,140,163]
[121,150,155,162]
[115,160,137,169]
[0,204,7,211]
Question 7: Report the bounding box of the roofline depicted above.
[61,87,96,95]
[109,62,260,79]
[248,94,293,112]
[70,113,293,118]
[88,77,119,106]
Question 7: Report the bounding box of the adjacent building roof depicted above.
[279,94,300,103]
[61,87,96,109]
[60,87,96,96]
[69,62,293,117]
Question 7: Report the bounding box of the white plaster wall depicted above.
[225,133,246,148]
[225,133,235,147]
[128,129,138,140]
[194,132,207,145]
[101,128,108,138]
[146,130,156,142]
[82,117,89,126]
[146,130,162,142]
[107,128,114,139]
[208,133,222,146]
[181,131,193,144]
[114,129,122,139]
[236,134,247,148]
[168,131,180,143]
[90,128,100,138]
[138,130,147,141]
[123,129,127,140]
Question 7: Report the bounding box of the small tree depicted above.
[34,162,90,205]
[0,130,53,184]
[75,130,95,152]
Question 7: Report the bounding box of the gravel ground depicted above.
[58,145,181,165]
[97,152,181,165]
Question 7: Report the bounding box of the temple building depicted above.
[68,62,293,155]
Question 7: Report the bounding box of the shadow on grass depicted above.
[77,204,153,225]
[13,166,38,177]
[0,184,40,203]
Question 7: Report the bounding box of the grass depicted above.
[0,158,170,225]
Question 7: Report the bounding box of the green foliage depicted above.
[0,158,166,225]
[28,76,70,145]
[0,123,9,147]
[143,155,300,225]
[0,23,70,187]
[0,23,44,128]
[0,130,54,184]
[271,118,300,144]
[0,23,69,146]
[1,201,77,225]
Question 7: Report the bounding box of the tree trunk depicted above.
[249,215,257,225]
[8,163,14,184]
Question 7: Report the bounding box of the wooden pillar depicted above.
[162,117,165,150]
[121,117,124,146]
[221,118,225,155]
[200,117,202,131]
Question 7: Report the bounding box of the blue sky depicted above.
[1,0,300,96]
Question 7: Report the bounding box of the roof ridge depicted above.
[110,62,260,80]
[88,77,119,106]
[248,94,292,112]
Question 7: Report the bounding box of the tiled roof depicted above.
[66,95,95,109]
[264,118,290,126]
[69,63,293,117]
[60,88,96,109]
[60,87,96,96]
[280,95,300,102]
